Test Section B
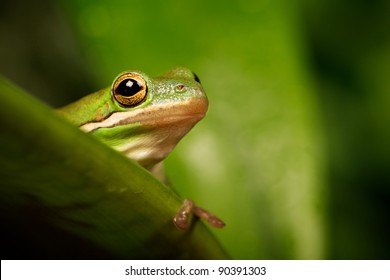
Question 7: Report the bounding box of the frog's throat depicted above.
[80,98,208,133]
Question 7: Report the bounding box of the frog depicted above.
[57,67,225,230]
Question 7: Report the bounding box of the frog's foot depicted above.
[193,205,226,228]
[173,199,195,230]
[173,199,225,230]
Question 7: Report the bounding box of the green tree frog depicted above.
[57,67,224,230]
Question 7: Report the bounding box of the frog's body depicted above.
[58,67,224,230]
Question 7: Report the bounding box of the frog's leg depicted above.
[173,199,225,230]
[149,162,170,185]
[149,163,225,230]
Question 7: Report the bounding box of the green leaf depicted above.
[0,76,228,259]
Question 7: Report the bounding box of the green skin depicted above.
[58,67,224,230]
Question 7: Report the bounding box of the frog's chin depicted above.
[113,109,205,170]
[81,97,208,169]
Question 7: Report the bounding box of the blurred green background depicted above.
[1,0,389,259]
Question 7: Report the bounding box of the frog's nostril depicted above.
[192,72,201,84]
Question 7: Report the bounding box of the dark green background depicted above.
[1,0,389,259]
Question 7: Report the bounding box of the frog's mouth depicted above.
[80,97,208,133]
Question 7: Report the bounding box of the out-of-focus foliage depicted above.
[0,0,388,259]
[301,0,390,259]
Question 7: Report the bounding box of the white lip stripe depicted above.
[80,99,206,133]
[80,108,149,132]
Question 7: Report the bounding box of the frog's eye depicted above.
[112,72,147,107]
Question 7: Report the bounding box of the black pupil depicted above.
[116,78,142,96]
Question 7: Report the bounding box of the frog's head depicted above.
[66,67,208,169]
